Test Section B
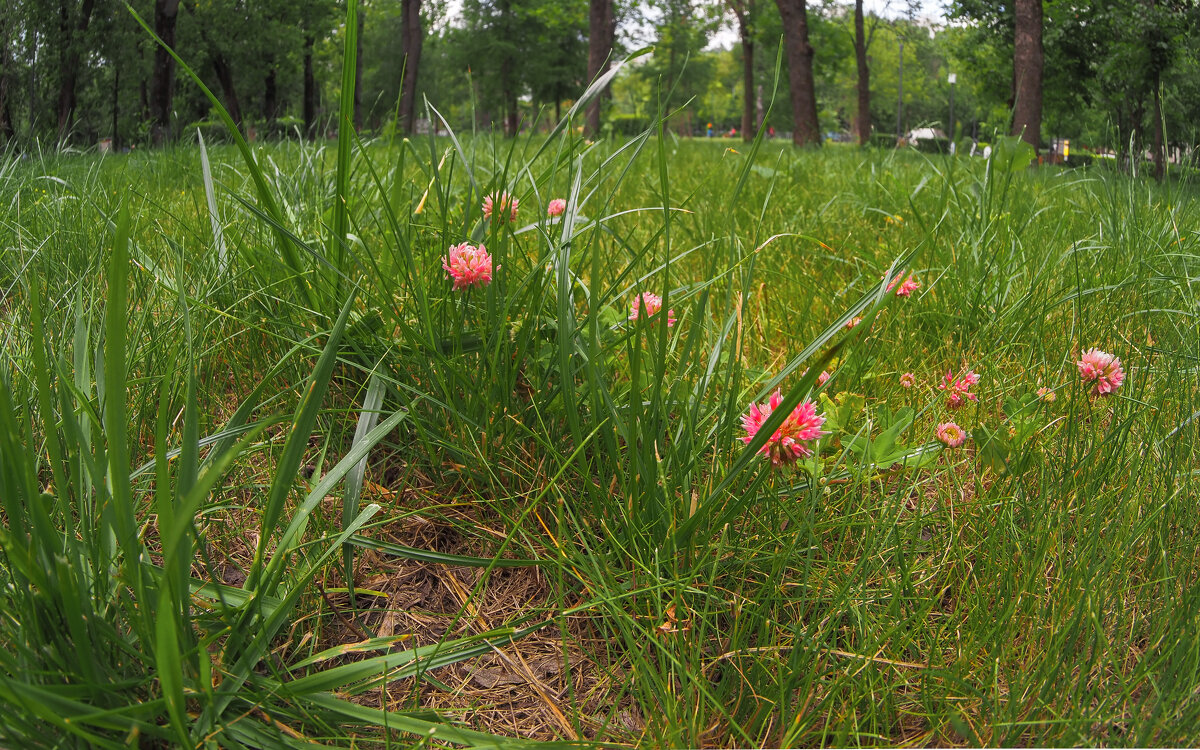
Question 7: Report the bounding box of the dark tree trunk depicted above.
[734,5,755,142]
[398,0,423,134]
[56,0,97,143]
[775,0,820,146]
[853,0,870,145]
[585,0,615,136]
[303,34,316,137]
[1152,75,1164,181]
[501,55,517,136]
[1011,0,1042,151]
[0,14,13,143]
[150,0,182,144]
[353,10,364,130]
[111,63,119,148]
[264,66,278,122]
[212,54,242,128]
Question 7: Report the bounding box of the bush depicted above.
[868,133,897,149]
[912,137,951,154]
[609,113,652,136]
[1064,153,1094,168]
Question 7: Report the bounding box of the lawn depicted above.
[1,127,1198,747]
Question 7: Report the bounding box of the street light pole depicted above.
[948,72,956,143]
[896,38,904,141]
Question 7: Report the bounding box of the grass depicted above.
[1,102,1200,746]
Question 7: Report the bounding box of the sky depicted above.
[706,0,950,49]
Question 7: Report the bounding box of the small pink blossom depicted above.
[740,391,828,466]
[547,198,567,217]
[1037,386,1057,403]
[629,292,676,327]
[845,316,863,330]
[940,368,980,408]
[1077,348,1124,396]
[482,192,519,222]
[818,371,831,387]
[443,242,493,290]
[885,273,921,297]
[936,422,966,448]
[900,372,916,389]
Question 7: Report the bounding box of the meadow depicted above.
[2,116,1199,747]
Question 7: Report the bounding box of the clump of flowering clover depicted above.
[886,273,921,297]
[482,192,519,223]
[443,243,493,290]
[1077,348,1125,396]
[740,391,828,467]
[629,292,676,327]
[939,368,980,408]
[547,198,567,217]
[936,422,966,448]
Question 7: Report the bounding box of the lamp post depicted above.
[896,38,904,141]
[948,72,956,143]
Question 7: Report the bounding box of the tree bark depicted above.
[775,0,820,146]
[56,0,97,143]
[353,10,364,130]
[732,3,755,142]
[150,0,182,144]
[585,0,615,136]
[1152,75,1164,181]
[0,13,14,143]
[398,0,423,134]
[853,0,870,145]
[211,54,242,128]
[303,34,316,137]
[264,66,278,123]
[1011,0,1042,151]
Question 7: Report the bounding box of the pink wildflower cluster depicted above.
[443,243,493,290]
[900,372,916,389]
[547,198,567,217]
[629,292,676,327]
[740,391,828,466]
[845,316,863,330]
[482,192,519,223]
[939,368,980,409]
[1077,348,1125,396]
[936,422,966,448]
[886,273,921,297]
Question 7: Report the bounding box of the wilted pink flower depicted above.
[547,198,567,217]
[936,422,966,448]
[1037,386,1057,403]
[900,372,916,389]
[629,292,676,327]
[482,192,519,222]
[818,371,831,387]
[885,273,921,297]
[940,368,980,408]
[740,391,828,466]
[845,316,863,330]
[443,242,493,290]
[1077,348,1125,396]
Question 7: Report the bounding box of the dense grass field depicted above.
[2,122,1199,748]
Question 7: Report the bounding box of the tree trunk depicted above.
[585,0,615,136]
[150,0,182,144]
[212,54,242,128]
[111,63,119,148]
[775,0,820,146]
[353,10,364,130]
[0,13,13,143]
[501,55,517,136]
[264,66,278,122]
[853,0,870,145]
[56,0,97,143]
[303,34,316,137]
[398,0,423,134]
[1152,76,1164,181]
[1011,0,1042,151]
[737,10,755,142]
